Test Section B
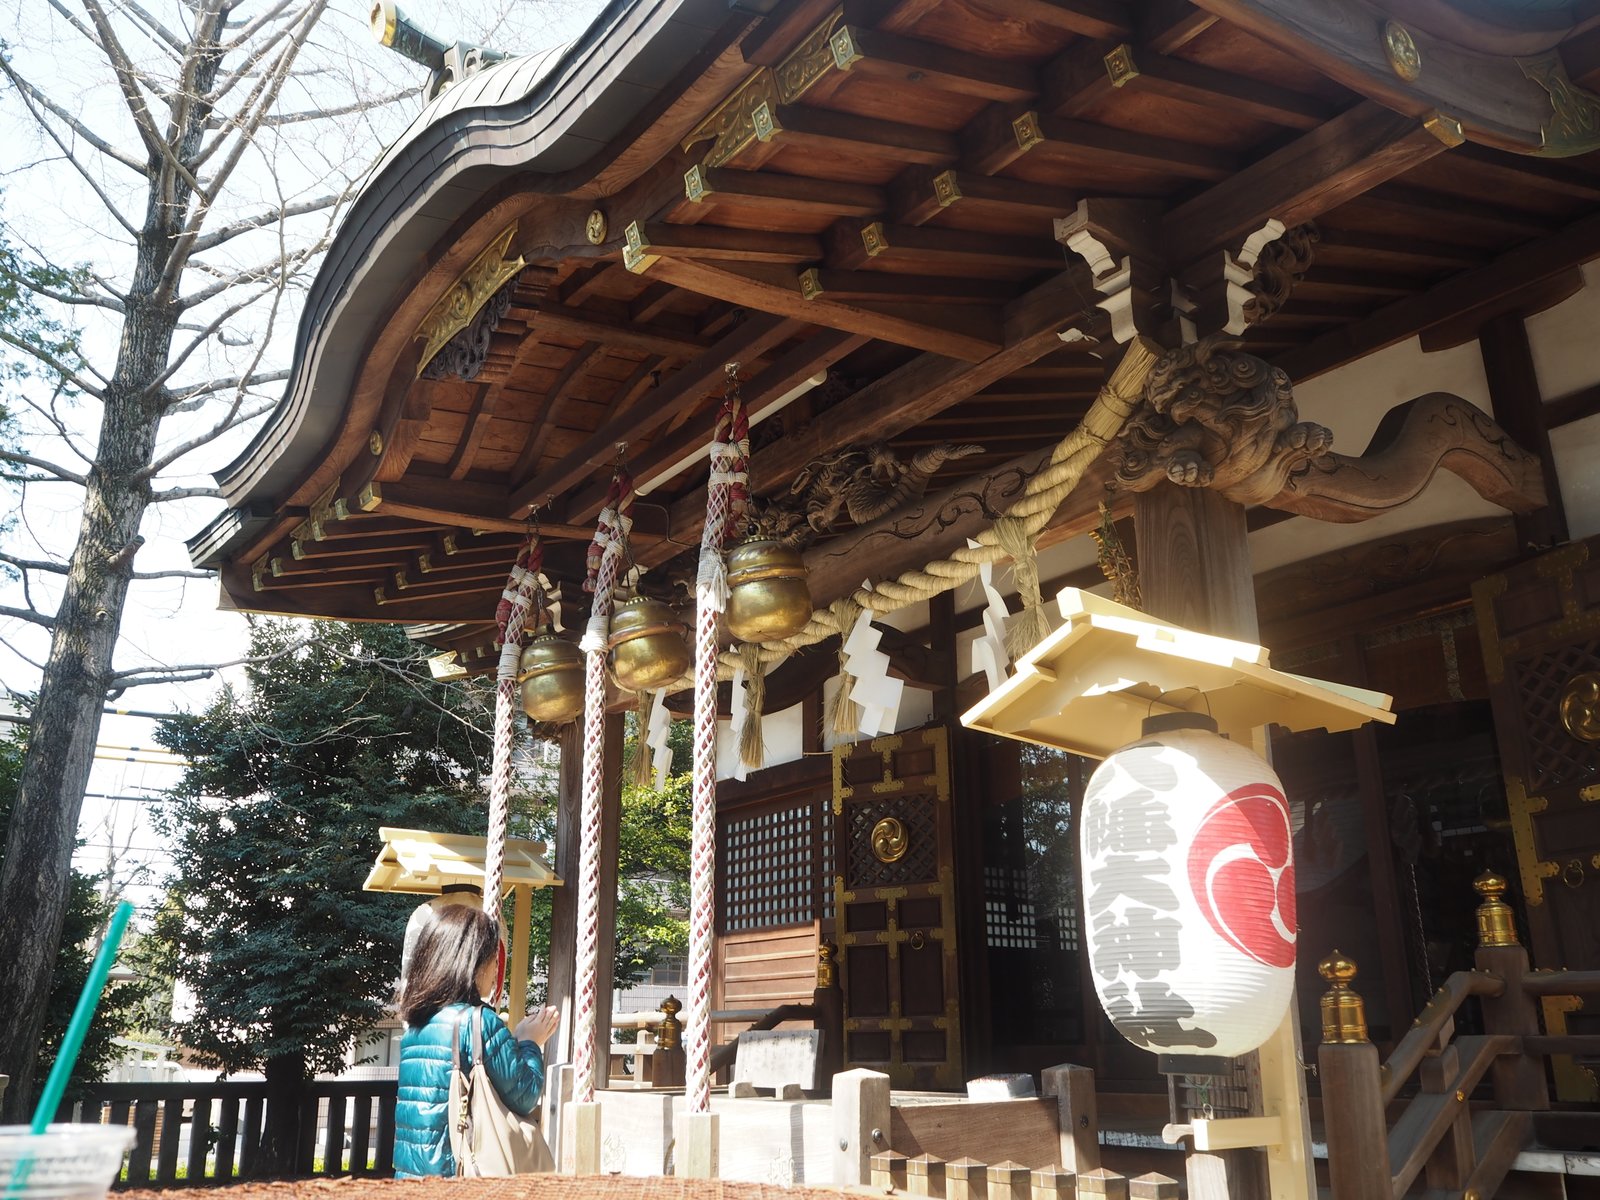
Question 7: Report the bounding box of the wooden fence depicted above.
[63,1079,397,1187]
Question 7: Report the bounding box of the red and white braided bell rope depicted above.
[686,377,749,1114]
[572,469,634,1105]
[483,534,544,921]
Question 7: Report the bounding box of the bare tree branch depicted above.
[0,450,88,486]
[0,329,101,397]
[145,400,272,479]
[164,369,289,412]
[0,54,147,174]
[150,485,222,503]
[0,604,57,631]
[256,89,420,126]
[188,192,341,254]
[132,567,216,580]
[110,639,314,683]
[0,551,68,577]
[120,0,187,55]
[74,0,170,164]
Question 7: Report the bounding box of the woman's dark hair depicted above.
[398,903,500,1027]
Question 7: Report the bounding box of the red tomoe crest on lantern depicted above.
[1080,714,1297,1060]
[1188,784,1296,969]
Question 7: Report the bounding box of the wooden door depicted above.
[832,725,963,1089]
[1473,538,1600,1100]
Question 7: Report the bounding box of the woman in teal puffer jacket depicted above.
[393,904,561,1177]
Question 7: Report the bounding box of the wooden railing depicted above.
[1318,873,1600,1200]
[61,1078,398,1187]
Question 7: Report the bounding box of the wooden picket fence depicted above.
[870,1154,1178,1198]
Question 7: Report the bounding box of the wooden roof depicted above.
[190,0,1600,668]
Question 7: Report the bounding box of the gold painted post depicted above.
[651,995,685,1088]
[1472,872,1549,1111]
[508,882,532,1025]
[1317,952,1393,1200]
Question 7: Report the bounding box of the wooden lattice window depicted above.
[723,795,832,932]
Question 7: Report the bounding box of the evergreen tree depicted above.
[149,618,496,1168]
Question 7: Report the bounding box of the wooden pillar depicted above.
[1132,482,1299,1200]
[833,1068,891,1187]
[1344,637,1417,1037]
[1317,953,1392,1200]
[1472,872,1548,1111]
[548,722,582,1063]
[1133,485,1257,640]
[508,883,533,1025]
[1480,313,1566,551]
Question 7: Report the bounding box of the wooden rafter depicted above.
[508,341,607,489]
[507,312,803,517]
[638,256,1003,360]
[1164,101,1459,269]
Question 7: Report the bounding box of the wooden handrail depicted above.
[1522,969,1600,997]
[1380,970,1504,1105]
[1385,1034,1517,1198]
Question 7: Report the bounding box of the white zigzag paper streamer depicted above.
[841,597,903,738]
[727,665,750,781]
[645,690,673,791]
[967,537,1011,690]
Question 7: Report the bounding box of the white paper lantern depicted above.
[1080,713,1296,1059]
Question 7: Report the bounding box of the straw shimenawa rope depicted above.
[705,335,1160,678]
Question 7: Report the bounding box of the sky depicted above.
[0,0,608,919]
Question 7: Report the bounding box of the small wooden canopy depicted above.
[961,588,1395,757]
[363,826,561,896]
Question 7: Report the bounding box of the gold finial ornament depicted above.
[1474,871,1520,947]
[1383,21,1421,82]
[817,942,837,989]
[657,995,683,1050]
[725,537,812,642]
[1319,950,1369,1044]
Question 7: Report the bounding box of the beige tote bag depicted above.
[448,1008,554,1176]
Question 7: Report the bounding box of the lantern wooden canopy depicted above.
[961,587,1396,757]
[364,826,562,1022]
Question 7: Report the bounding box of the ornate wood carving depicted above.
[1244,222,1320,326]
[419,280,516,380]
[415,223,526,376]
[755,441,985,544]
[1111,336,1334,505]
[1519,53,1600,157]
[1265,391,1547,522]
[1112,337,1546,522]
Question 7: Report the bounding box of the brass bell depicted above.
[607,596,690,692]
[517,635,584,724]
[724,537,811,643]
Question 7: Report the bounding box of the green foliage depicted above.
[150,619,498,1080]
[518,743,691,997]
[0,727,154,1101]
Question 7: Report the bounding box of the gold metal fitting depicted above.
[1474,871,1519,947]
[657,995,683,1050]
[817,942,837,990]
[1319,950,1369,1044]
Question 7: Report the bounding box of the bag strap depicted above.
[471,1004,488,1068]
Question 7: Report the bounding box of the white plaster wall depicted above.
[1552,413,1600,541]
[716,700,804,781]
[1527,259,1600,401]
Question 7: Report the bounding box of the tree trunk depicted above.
[257,1051,309,1177]
[0,19,223,1119]
[0,409,158,1120]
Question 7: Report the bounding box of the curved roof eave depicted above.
[209,0,728,518]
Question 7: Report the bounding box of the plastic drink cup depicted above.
[0,1124,135,1200]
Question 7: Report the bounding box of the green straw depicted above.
[30,900,134,1133]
